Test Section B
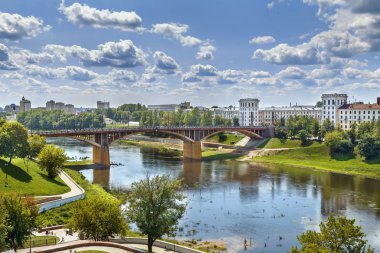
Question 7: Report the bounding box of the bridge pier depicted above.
[93,133,110,166]
[183,141,202,160]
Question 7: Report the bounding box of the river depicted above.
[48,138,380,253]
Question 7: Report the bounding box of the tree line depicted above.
[17,110,105,130]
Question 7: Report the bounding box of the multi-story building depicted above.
[239,98,259,126]
[211,106,239,121]
[147,104,180,112]
[321,94,348,126]
[97,101,110,110]
[65,104,75,114]
[259,105,321,126]
[4,104,19,114]
[19,96,31,113]
[54,102,65,111]
[337,98,380,130]
[46,100,56,110]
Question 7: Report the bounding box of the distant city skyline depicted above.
[0,0,379,107]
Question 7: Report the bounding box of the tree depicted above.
[315,101,323,107]
[0,204,9,251]
[68,189,127,241]
[38,145,68,179]
[298,130,311,146]
[347,122,357,144]
[0,194,38,252]
[28,134,46,158]
[0,122,29,165]
[358,135,380,160]
[126,174,186,252]
[290,214,374,253]
[233,117,239,126]
[330,140,354,156]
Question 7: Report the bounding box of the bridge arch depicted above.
[201,129,263,141]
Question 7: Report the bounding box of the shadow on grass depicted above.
[332,153,356,161]
[0,160,32,182]
[38,172,67,187]
[257,138,270,148]
[363,157,380,165]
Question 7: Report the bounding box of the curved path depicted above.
[38,171,85,213]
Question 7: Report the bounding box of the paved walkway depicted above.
[38,171,84,199]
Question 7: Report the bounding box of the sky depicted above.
[0,0,379,108]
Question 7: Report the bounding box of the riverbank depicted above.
[0,157,70,196]
[253,144,380,179]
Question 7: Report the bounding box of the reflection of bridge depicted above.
[36,126,274,166]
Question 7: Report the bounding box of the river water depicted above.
[49,138,380,253]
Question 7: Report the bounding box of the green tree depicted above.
[233,117,239,126]
[28,134,46,158]
[38,145,68,179]
[126,174,186,252]
[0,204,9,251]
[358,135,380,160]
[289,214,374,253]
[0,122,29,165]
[0,194,38,252]
[347,122,357,144]
[320,118,335,138]
[0,117,5,128]
[298,130,311,146]
[68,192,127,241]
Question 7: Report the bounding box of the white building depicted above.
[147,104,180,112]
[19,96,31,113]
[321,94,348,126]
[338,98,380,130]
[211,106,239,121]
[239,98,259,126]
[65,104,75,114]
[259,105,321,126]
[46,100,55,111]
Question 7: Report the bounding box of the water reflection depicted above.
[49,137,380,253]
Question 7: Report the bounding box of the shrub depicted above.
[358,135,380,160]
[330,140,354,156]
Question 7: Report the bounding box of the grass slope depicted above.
[253,145,380,178]
[258,138,323,149]
[37,168,122,227]
[202,150,243,160]
[0,158,70,196]
[207,133,245,145]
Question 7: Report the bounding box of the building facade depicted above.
[19,96,31,113]
[337,98,380,130]
[211,106,239,121]
[259,105,321,126]
[46,100,55,110]
[239,98,259,126]
[321,94,348,126]
[97,101,110,110]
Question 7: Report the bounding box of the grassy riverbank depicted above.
[0,157,70,196]
[253,144,380,178]
[202,149,243,160]
[258,138,323,149]
[37,168,125,227]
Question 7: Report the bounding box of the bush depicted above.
[358,135,380,160]
[330,140,354,156]
[218,134,227,142]
[297,130,311,146]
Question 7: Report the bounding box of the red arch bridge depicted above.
[36,126,274,166]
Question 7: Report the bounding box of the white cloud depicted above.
[196,44,216,60]
[278,66,306,79]
[0,12,50,40]
[190,64,218,76]
[151,23,202,47]
[249,36,276,44]
[152,51,180,75]
[59,1,143,31]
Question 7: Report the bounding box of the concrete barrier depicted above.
[114,237,205,253]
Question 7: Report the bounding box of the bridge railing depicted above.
[33,125,269,135]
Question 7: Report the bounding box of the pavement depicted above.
[38,171,85,199]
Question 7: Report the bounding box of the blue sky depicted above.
[0,0,379,107]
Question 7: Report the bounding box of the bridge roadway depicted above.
[36,126,274,166]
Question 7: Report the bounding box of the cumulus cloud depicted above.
[249,36,276,44]
[24,65,98,81]
[151,23,202,47]
[152,51,180,75]
[59,1,143,31]
[0,43,18,70]
[253,43,326,65]
[278,66,306,79]
[0,12,50,40]
[107,69,137,82]
[44,40,146,68]
[217,69,246,84]
[190,64,218,76]
[196,44,216,60]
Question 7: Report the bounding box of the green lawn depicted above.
[207,133,245,145]
[202,150,243,160]
[23,235,59,248]
[253,145,380,178]
[0,158,70,196]
[258,138,323,149]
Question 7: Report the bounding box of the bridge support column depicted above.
[183,141,202,160]
[93,145,110,166]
